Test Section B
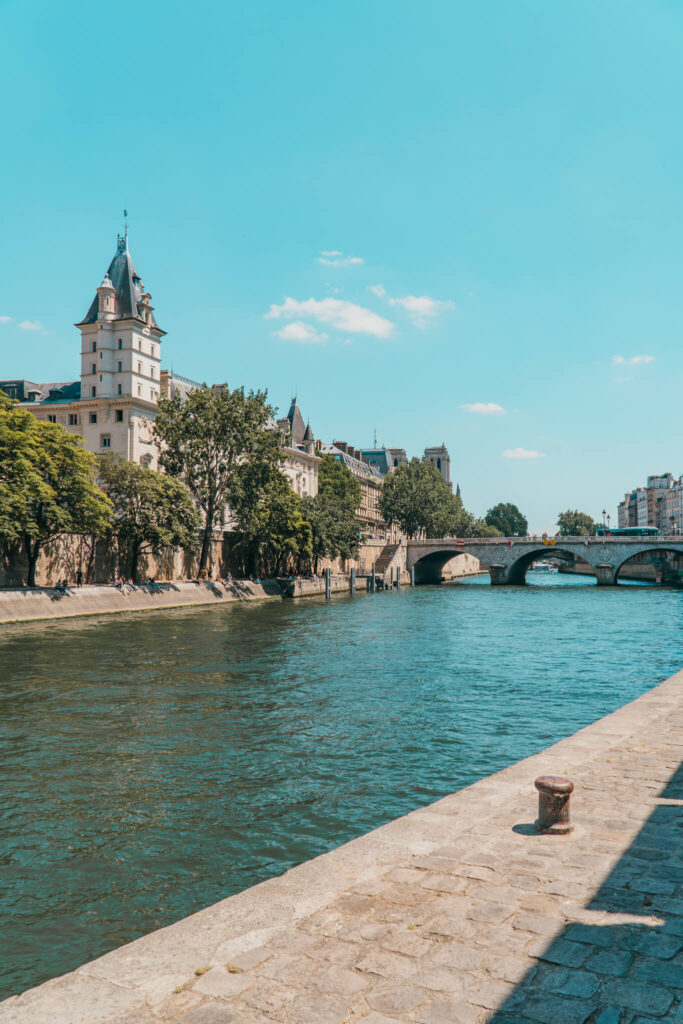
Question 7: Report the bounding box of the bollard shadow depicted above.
[480,761,683,1023]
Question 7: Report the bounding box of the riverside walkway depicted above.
[2,671,682,1024]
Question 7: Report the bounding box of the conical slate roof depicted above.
[303,422,314,442]
[77,235,164,332]
[286,397,307,446]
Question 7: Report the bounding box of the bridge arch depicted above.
[614,546,683,585]
[501,548,597,585]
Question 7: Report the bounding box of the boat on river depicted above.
[532,560,559,572]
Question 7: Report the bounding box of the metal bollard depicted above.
[534,776,574,834]
[396,567,401,589]
[325,567,331,600]
[350,567,356,595]
[390,567,394,588]
[410,566,415,587]
[371,563,376,593]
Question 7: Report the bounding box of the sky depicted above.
[1,0,682,532]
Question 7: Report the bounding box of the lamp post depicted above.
[602,509,607,528]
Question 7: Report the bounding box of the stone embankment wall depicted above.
[441,552,483,580]
[5,668,681,1023]
[559,562,657,582]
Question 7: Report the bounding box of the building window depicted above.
[100,435,111,449]
[137,361,142,374]
[150,365,154,378]
[117,360,123,372]
[117,383,122,396]
[91,385,97,397]
[92,341,97,352]
[115,409,124,422]
[90,412,97,424]
[68,414,78,426]
[137,339,141,350]
[91,363,96,374]
[137,384,142,396]
[118,338,123,349]
[99,374,102,382]
[47,414,57,423]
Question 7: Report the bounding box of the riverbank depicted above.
[0,576,355,624]
[4,663,680,1023]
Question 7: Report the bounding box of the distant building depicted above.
[359,446,408,476]
[423,443,451,490]
[617,473,676,532]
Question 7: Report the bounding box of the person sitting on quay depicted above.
[53,579,68,595]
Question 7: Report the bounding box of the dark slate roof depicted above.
[77,235,162,331]
[303,422,314,442]
[286,398,307,446]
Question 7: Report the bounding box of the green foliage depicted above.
[98,454,200,580]
[466,519,504,538]
[484,502,528,537]
[302,454,362,569]
[235,470,313,576]
[379,458,471,538]
[0,402,112,585]
[557,509,595,536]
[153,384,279,571]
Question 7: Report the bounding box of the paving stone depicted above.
[631,956,683,989]
[414,999,480,1024]
[356,948,415,980]
[415,967,473,996]
[420,874,467,894]
[564,923,615,948]
[585,948,632,977]
[226,948,273,972]
[193,968,253,1000]
[468,978,517,1009]
[513,912,560,936]
[380,928,433,958]
[315,965,369,998]
[601,979,674,1016]
[241,980,298,1014]
[617,930,683,959]
[284,993,347,1023]
[532,938,591,968]
[521,994,596,1024]
[538,967,600,998]
[592,1010,622,1024]
[366,983,427,1014]
[179,1006,242,1024]
[465,901,513,925]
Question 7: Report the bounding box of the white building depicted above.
[3,232,165,469]
[423,444,452,490]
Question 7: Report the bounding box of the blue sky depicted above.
[1,0,682,532]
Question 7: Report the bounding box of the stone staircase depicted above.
[373,542,400,575]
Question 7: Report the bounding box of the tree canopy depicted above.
[484,502,528,537]
[378,458,488,538]
[153,384,279,572]
[98,454,200,580]
[234,470,313,576]
[0,398,112,585]
[302,454,361,570]
[557,509,595,536]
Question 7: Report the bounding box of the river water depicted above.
[0,574,681,998]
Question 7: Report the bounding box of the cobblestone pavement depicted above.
[2,671,682,1024]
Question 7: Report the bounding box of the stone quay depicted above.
[1,670,681,1024]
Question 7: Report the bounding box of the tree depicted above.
[235,471,313,576]
[98,454,200,580]
[379,458,457,538]
[485,502,528,537]
[557,509,595,536]
[302,454,361,571]
[153,384,278,573]
[0,400,112,586]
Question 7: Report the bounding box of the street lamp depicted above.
[607,514,611,532]
[602,509,607,528]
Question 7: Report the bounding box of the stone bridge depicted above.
[406,536,683,585]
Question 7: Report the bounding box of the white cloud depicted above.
[275,321,328,344]
[317,251,364,267]
[18,320,43,331]
[502,448,546,459]
[368,284,386,298]
[387,294,454,328]
[266,297,394,338]
[612,354,655,365]
[461,402,505,416]
[0,316,11,324]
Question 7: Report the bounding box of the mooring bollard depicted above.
[350,567,356,595]
[534,776,574,834]
[390,567,394,589]
[371,563,376,593]
[410,566,415,587]
[396,567,401,589]
[325,567,331,600]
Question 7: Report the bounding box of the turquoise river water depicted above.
[0,573,681,999]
